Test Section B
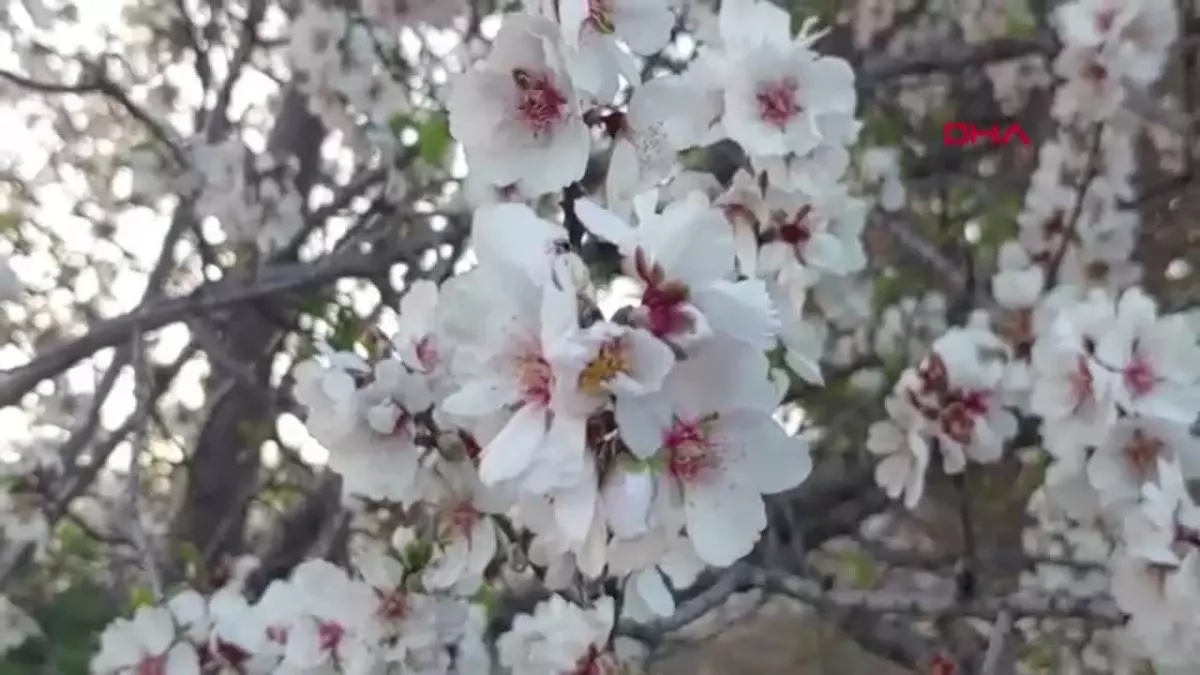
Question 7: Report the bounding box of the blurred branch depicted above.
[858,34,1058,89]
[0,63,186,164]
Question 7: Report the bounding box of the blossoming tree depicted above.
[0,0,1198,673]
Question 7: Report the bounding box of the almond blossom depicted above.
[575,192,780,352]
[439,262,591,494]
[615,338,812,566]
[294,355,435,504]
[448,14,591,196]
[710,0,859,162]
[496,595,617,675]
[548,0,676,101]
[757,178,868,312]
[91,605,201,675]
[1093,287,1200,424]
[421,460,507,593]
[45,0,1200,671]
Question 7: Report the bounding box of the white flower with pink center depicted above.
[1094,287,1200,425]
[448,14,591,197]
[616,338,812,566]
[276,560,382,674]
[439,258,592,497]
[550,0,676,101]
[709,0,859,162]
[91,605,201,675]
[575,192,780,353]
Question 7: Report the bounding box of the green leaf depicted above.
[859,108,904,147]
[404,539,434,572]
[128,585,156,611]
[177,542,203,576]
[295,294,328,318]
[625,455,660,474]
[838,548,878,589]
[1004,0,1038,38]
[327,307,362,352]
[471,585,498,620]
[0,581,120,675]
[0,211,20,234]
[417,112,452,167]
[260,483,304,509]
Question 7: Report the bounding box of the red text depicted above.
[943,122,1030,146]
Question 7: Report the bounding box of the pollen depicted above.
[578,339,632,396]
[664,417,720,484]
[512,68,568,135]
[756,78,800,128]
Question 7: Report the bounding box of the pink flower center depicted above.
[938,391,989,445]
[1069,355,1095,406]
[513,68,568,135]
[137,655,166,675]
[1083,59,1108,82]
[574,645,619,675]
[632,248,693,338]
[317,620,345,653]
[664,417,720,484]
[377,589,409,621]
[460,431,483,461]
[1124,351,1156,397]
[446,502,481,536]
[756,78,800,128]
[772,205,813,248]
[642,283,692,337]
[266,625,289,644]
[515,345,555,407]
[414,335,440,372]
[1123,429,1163,479]
[721,203,756,226]
[204,640,251,669]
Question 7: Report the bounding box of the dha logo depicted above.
[943,122,1031,146]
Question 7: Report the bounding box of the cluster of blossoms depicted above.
[17,0,1191,671]
[868,0,1200,670]
[85,0,858,672]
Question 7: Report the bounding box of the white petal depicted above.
[576,197,638,250]
[553,474,598,544]
[441,378,518,417]
[721,410,813,495]
[632,569,675,617]
[614,395,672,458]
[164,643,201,675]
[690,279,780,349]
[479,405,547,485]
[684,476,765,567]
